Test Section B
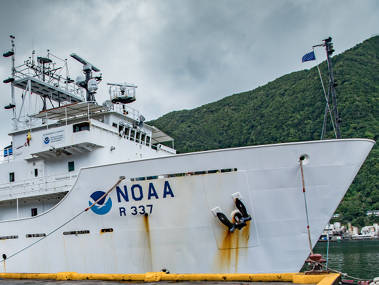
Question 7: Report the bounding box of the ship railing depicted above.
[0,172,77,201]
[109,88,136,102]
[13,63,82,100]
[108,104,141,121]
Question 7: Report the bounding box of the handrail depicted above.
[0,173,77,196]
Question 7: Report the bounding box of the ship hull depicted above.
[0,139,374,274]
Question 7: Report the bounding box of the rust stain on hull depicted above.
[215,221,251,272]
[143,215,151,251]
[234,231,239,272]
[143,214,153,271]
[241,221,251,245]
[219,231,233,269]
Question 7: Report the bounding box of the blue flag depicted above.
[302,51,316,62]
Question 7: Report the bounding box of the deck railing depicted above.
[0,172,77,201]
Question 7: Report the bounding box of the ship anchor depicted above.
[212,195,251,233]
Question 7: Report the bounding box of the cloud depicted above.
[0,0,378,147]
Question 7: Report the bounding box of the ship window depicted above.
[4,145,12,157]
[128,168,237,182]
[146,136,150,146]
[141,133,146,144]
[130,130,135,141]
[9,172,15,182]
[68,161,75,172]
[31,208,38,217]
[34,168,38,177]
[0,235,18,240]
[73,122,90,133]
[136,132,140,143]
[112,122,117,128]
[63,230,90,235]
[100,228,113,233]
[125,127,130,139]
[146,176,158,180]
[26,233,46,238]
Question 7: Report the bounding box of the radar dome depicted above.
[87,78,98,93]
[76,75,85,85]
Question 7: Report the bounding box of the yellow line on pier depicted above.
[0,272,340,284]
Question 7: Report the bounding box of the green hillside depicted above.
[150,36,379,226]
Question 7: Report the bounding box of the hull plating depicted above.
[0,139,374,274]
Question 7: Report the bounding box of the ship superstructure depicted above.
[0,36,175,221]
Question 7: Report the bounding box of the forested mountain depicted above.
[149,36,379,226]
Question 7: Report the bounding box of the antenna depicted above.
[2,35,16,127]
[70,53,100,72]
[70,53,101,101]
[2,37,87,130]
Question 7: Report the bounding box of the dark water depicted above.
[313,240,379,280]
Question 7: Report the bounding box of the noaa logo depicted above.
[89,191,112,215]
[43,137,50,144]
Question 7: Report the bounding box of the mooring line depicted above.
[0,176,125,264]
[299,158,313,255]
[311,260,373,282]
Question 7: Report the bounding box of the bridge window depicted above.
[130,129,135,141]
[34,168,38,177]
[136,132,140,143]
[73,122,90,133]
[146,136,150,146]
[118,125,124,136]
[125,127,130,139]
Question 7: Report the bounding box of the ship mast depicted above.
[10,36,16,120]
[2,37,100,130]
[324,37,341,139]
[314,37,342,139]
[2,35,17,129]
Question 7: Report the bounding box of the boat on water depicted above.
[0,36,374,274]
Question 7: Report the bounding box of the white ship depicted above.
[0,36,374,274]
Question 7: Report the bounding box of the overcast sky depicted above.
[0,0,378,146]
